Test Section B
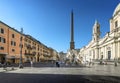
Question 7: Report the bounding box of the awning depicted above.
[0,53,8,55]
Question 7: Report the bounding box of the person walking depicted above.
[30,61,33,68]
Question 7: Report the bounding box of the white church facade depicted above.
[79,3,120,62]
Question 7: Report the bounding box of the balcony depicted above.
[31,45,36,49]
[24,53,33,56]
[26,44,32,49]
[43,53,51,57]
[32,52,36,56]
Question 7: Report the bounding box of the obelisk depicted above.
[70,11,75,50]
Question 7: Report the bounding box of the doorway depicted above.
[108,51,111,60]
[0,54,6,64]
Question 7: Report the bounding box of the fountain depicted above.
[64,11,84,66]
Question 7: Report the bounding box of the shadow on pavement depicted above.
[0,72,120,83]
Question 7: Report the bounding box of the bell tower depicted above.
[92,20,100,42]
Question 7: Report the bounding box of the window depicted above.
[115,21,118,28]
[11,41,14,45]
[0,46,4,50]
[11,41,16,46]
[12,49,15,52]
[1,47,4,50]
[3,38,6,43]
[12,34,15,38]
[25,38,27,42]
[14,42,16,46]
[11,41,13,45]
[0,37,6,43]
[0,37,1,42]
[0,28,4,34]
[20,37,22,41]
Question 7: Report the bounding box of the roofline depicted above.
[0,20,22,35]
[25,34,43,44]
[0,20,57,52]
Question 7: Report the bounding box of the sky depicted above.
[0,0,120,52]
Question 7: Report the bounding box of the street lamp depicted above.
[19,28,23,68]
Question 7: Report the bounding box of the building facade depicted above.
[0,21,58,64]
[79,3,120,62]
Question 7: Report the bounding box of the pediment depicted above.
[86,40,95,48]
[99,36,113,45]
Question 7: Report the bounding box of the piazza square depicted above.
[0,1,120,83]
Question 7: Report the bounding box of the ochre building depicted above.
[0,21,58,64]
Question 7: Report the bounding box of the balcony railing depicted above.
[24,53,31,55]
[24,53,34,56]
[32,52,36,55]
[32,46,36,49]
[26,44,32,49]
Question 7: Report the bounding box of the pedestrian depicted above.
[56,61,58,67]
[56,61,60,67]
[30,61,33,68]
[58,61,60,67]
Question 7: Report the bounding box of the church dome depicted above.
[113,3,120,16]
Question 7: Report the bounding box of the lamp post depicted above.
[19,28,23,68]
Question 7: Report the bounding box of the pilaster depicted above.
[118,41,120,58]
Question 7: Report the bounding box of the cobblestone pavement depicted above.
[0,64,120,83]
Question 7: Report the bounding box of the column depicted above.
[97,48,99,59]
[93,50,94,59]
[95,47,99,60]
[95,49,97,59]
[118,42,120,58]
[115,42,117,59]
[103,46,105,60]
[111,43,114,59]
[118,41,120,62]
[99,48,101,59]
[112,42,116,59]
